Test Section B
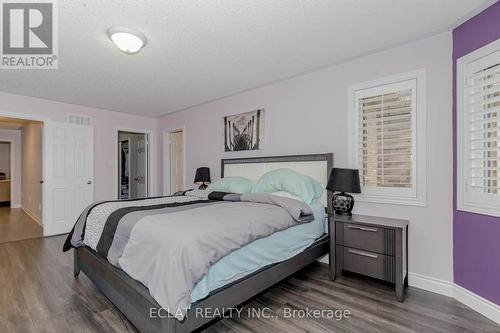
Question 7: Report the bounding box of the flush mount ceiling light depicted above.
[107,26,147,55]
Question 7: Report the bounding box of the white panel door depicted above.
[43,121,94,236]
[136,136,148,198]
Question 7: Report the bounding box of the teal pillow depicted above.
[207,176,254,193]
[252,168,324,204]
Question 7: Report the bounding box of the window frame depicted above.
[348,69,427,206]
[457,39,500,217]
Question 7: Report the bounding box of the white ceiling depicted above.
[0,0,493,117]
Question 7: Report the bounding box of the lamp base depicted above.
[332,192,354,216]
[198,184,208,190]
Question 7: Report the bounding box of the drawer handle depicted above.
[348,249,379,259]
[347,225,378,232]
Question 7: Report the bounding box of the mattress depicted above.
[191,201,326,303]
[65,191,318,320]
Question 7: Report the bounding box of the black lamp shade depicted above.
[194,167,211,185]
[326,168,361,194]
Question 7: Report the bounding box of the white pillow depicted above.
[270,191,303,202]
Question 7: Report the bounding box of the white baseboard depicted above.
[407,273,500,325]
[322,265,499,325]
[407,272,454,297]
[22,206,42,226]
[454,284,500,325]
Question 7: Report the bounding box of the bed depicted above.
[70,153,333,333]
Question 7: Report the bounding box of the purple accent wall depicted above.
[453,1,500,305]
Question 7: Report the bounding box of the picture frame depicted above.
[223,109,265,152]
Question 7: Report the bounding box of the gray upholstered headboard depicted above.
[221,153,333,213]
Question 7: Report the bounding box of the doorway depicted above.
[163,128,185,195]
[0,114,94,238]
[118,131,149,200]
[0,117,43,243]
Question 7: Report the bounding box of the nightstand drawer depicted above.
[342,223,386,254]
[339,246,395,282]
[330,214,408,301]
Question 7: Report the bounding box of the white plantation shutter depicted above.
[359,88,413,189]
[349,70,426,206]
[468,63,499,195]
[458,43,500,215]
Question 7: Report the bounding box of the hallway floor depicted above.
[0,206,42,244]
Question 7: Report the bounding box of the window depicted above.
[348,70,426,206]
[457,39,500,217]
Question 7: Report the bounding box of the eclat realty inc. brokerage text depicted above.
[150,306,351,321]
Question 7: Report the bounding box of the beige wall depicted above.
[0,129,21,207]
[21,122,43,224]
[0,142,10,178]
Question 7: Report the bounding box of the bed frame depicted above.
[74,153,333,333]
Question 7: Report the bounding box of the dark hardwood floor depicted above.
[0,235,498,333]
[0,207,42,244]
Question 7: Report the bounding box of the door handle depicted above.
[348,249,379,259]
[87,180,92,185]
[346,225,378,232]
[39,180,44,184]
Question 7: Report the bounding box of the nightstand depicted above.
[328,214,408,301]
